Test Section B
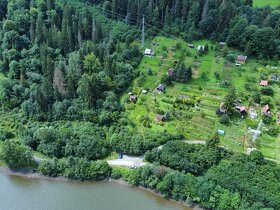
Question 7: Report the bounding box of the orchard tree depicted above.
[245,0,253,6]
[207,132,220,148]
[224,86,237,116]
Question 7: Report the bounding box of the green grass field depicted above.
[254,0,280,8]
[123,36,280,160]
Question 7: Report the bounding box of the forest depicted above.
[0,0,279,210]
[99,0,280,59]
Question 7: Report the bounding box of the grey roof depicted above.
[237,55,247,60]
[157,84,166,91]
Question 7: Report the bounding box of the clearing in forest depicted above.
[122,36,280,161]
[254,0,280,8]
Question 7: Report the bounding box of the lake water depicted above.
[0,173,192,210]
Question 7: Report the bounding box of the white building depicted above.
[144,48,154,56]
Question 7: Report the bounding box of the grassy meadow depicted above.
[254,0,280,8]
[123,36,280,160]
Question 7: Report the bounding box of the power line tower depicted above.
[107,30,112,55]
[141,15,145,47]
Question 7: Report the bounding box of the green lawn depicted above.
[254,0,280,8]
[123,36,280,160]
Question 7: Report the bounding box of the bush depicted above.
[0,141,34,168]
[111,169,122,179]
[175,42,182,50]
[225,54,235,63]
[220,114,230,124]
[214,71,220,80]
[265,126,279,137]
[246,119,258,128]
[39,158,111,181]
[0,130,15,141]
[147,68,153,75]
[200,112,206,118]
[260,96,271,106]
[262,115,273,124]
[162,51,167,58]
[261,86,274,96]
[145,141,230,175]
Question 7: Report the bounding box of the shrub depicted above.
[162,51,167,58]
[214,71,220,80]
[220,114,230,124]
[200,112,206,118]
[111,168,122,179]
[0,141,34,168]
[265,126,279,137]
[175,42,182,50]
[0,130,15,141]
[262,115,273,124]
[246,119,258,128]
[261,87,274,96]
[260,96,271,106]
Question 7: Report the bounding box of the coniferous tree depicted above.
[223,85,237,116]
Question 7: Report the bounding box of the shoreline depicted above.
[0,166,70,182]
[109,179,204,210]
[0,166,203,210]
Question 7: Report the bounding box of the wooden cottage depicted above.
[144,48,154,56]
[219,102,226,114]
[219,42,226,48]
[262,104,272,117]
[167,68,175,77]
[197,45,205,51]
[155,114,164,122]
[129,95,137,102]
[260,80,268,86]
[156,84,166,92]
[189,44,194,48]
[236,55,247,64]
[240,106,247,116]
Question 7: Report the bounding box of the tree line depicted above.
[100,0,280,60]
[0,0,141,122]
[129,142,280,210]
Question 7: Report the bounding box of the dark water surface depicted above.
[0,173,193,210]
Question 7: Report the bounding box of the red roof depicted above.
[155,115,164,122]
[262,104,270,113]
[240,106,246,112]
[260,80,268,86]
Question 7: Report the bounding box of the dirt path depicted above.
[107,155,146,168]
[184,140,206,145]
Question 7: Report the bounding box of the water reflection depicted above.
[0,173,192,210]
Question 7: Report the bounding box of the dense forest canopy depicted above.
[97,0,280,59]
[0,1,280,210]
[0,0,141,119]
[131,148,280,210]
[0,0,181,160]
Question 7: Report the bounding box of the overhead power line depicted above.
[82,0,179,41]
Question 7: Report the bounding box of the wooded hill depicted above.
[0,1,279,210]
[98,0,280,59]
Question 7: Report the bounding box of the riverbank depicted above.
[0,166,69,182]
[0,166,203,210]
[110,179,204,210]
